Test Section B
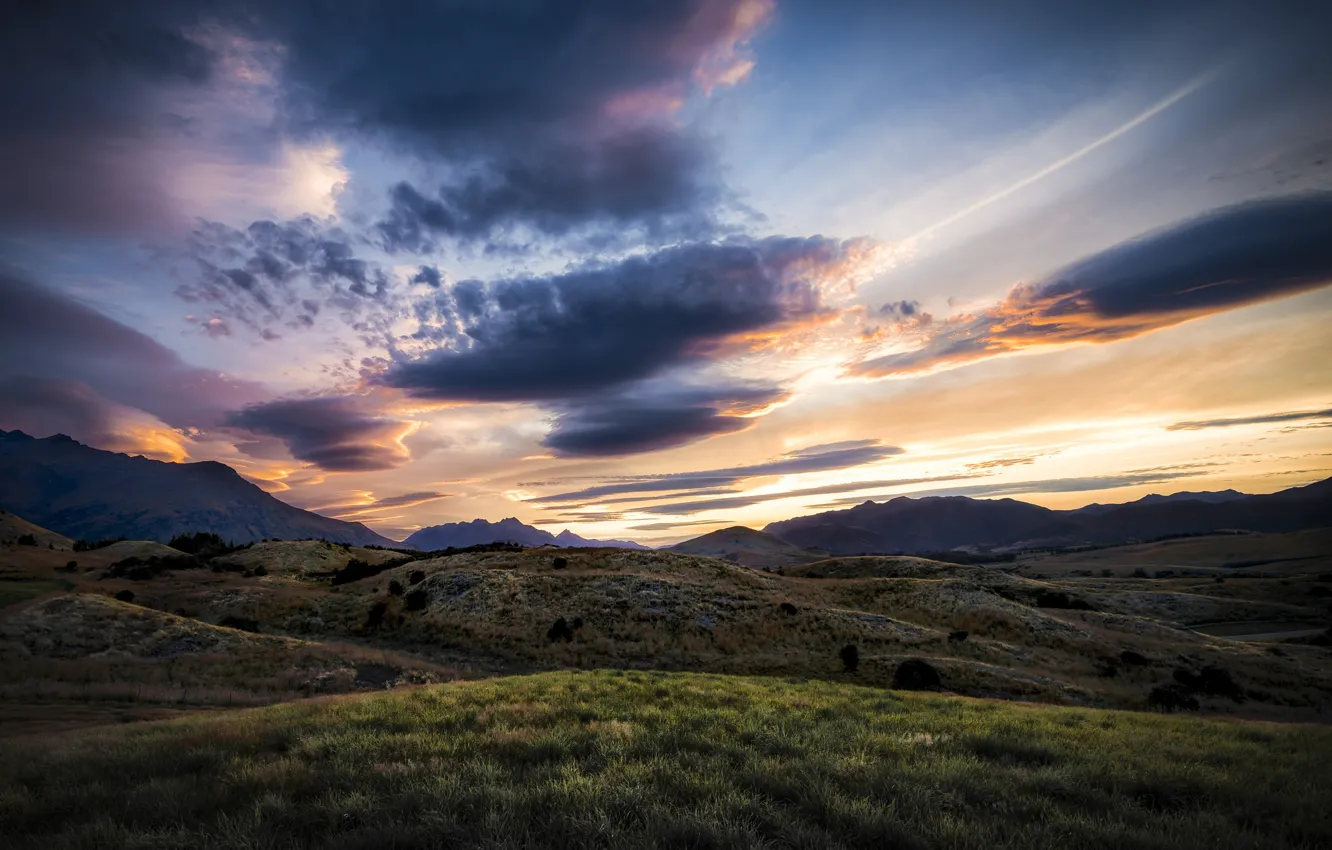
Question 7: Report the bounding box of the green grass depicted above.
[2,670,1330,849]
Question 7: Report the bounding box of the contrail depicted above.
[907,70,1219,243]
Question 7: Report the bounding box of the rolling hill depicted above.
[0,430,395,546]
[666,525,819,569]
[764,478,1332,555]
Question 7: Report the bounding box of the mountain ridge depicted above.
[0,429,395,546]
[403,517,648,550]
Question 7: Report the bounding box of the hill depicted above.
[2,670,1329,849]
[765,478,1332,555]
[0,507,73,550]
[404,517,647,550]
[0,430,395,546]
[667,525,819,569]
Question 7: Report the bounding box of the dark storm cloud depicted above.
[852,193,1332,377]
[1166,408,1332,431]
[527,440,905,505]
[1,1,768,237]
[542,383,787,457]
[377,130,724,251]
[224,396,414,472]
[176,216,398,340]
[0,273,266,430]
[385,235,867,402]
[0,377,125,447]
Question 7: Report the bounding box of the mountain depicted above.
[764,479,1332,555]
[666,526,820,570]
[0,430,395,546]
[403,518,648,551]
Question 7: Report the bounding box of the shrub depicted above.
[571,617,584,630]
[1148,683,1199,712]
[331,556,413,586]
[59,560,78,573]
[547,617,574,643]
[168,531,239,558]
[1119,650,1150,666]
[242,569,254,578]
[552,556,568,570]
[16,534,37,546]
[1131,567,1150,578]
[409,570,426,585]
[1095,660,1118,678]
[1309,586,1331,599]
[893,659,941,690]
[1214,576,1225,583]
[73,537,124,552]
[218,616,260,633]
[840,644,859,674]
[365,601,388,631]
[1100,569,1113,577]
[1173,665,1244,702]
[948,630,968,642]
[779,602,798,616]
[1033,589,1094,610]
[388,580,405,596]
[114,589,135,603]
[252,565,267,577]
[404,589,428,612]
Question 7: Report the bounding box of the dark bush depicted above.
[1119,650,1150,666]
[1131,567,1150,578]
[1174,665,1244,702]
[1033,589,1094,610]
[1214,576,1225,583]
[1148,684,1199,712]
[1309,586,1332,599]
[1095,660,1118,678]
[16,534,37,546]
[1100,569,1113,578]
[948,630,968,642]
[840,644,859,674]
[409,569,426,585]
[59,560,78,572]
[547,617,574,643]
[252,565,267,577]
[331,556,413,586]
[388,580,405,596]
[893,659,942,690]
[779,602,798,616]
[73,537,124,552]
[1316,573,1332,583]
[365,600,388,631]
[114,589,135,603]
[107,554,202,580]
[571,617,584,630]
[218,615,260,633]
[242,569,254,578]
[167,531,241,559]
[404,589,428,611]
[552,556,568,570]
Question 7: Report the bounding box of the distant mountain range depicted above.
[403,518,648,550]
[762,479,1332,555]
[0,430,394,546]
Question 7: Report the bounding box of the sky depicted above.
[1,0,1330,544]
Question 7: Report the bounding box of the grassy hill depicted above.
[2,670,1330,849]
[0,507,73,550]
[667,525,821,569]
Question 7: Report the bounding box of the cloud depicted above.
[224,396,415,471]
[805,471,1205,509]
[1167,407,1332,431]
[1,1,772,239]
[0,273,267,431]
[543,382,787,457]
[528,439,906,505]
[386,235,875,403]
[628,520,738,531]
[965,455,1041,470]
[313,490,452,520]
[0,376,190,462]
[174,216,399,342]
[377,130,725,251]
[852,194,1332,377]
[635,474,985,515]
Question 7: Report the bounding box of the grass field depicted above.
[2,670,1330,850]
